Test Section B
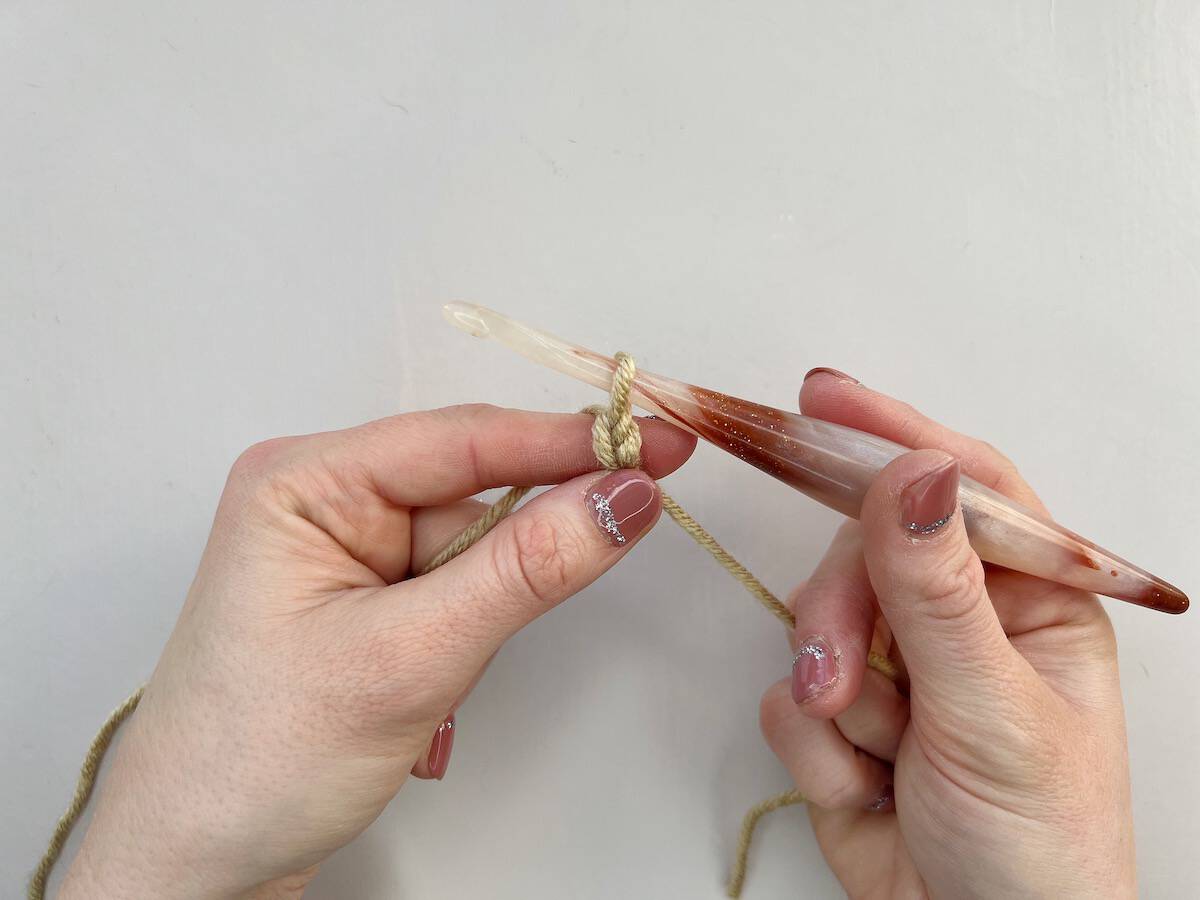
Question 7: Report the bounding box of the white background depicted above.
[3,2,1198,897]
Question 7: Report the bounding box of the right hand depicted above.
[759,370,1135,898]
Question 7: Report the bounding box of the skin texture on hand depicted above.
[760,371,1136,899]
[56,404,696,900]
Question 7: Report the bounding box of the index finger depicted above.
[799,370,1048,515]
[322,404,697,507]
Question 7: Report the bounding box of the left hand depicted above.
[58,404,695,900]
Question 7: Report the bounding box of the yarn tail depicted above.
[28,686,144,900]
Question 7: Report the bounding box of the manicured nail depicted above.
[586,470,659,546]
[791,636,840,704]
[866,783,893,812]
[428,716,455,780]
[901,458,960,535]
[803,366,859,384]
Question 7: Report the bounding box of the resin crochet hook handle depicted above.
[443,303,1188,614]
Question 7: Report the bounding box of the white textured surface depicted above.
[3,2,1198,897]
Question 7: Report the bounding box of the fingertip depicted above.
[408,468,664,659]
[859,450,1015,695]
[636,416,698,478]
[799,367,862,413]
[584,468,662,548]
[791,632,867,720]
[859,449,965,574]
[410,716,455,780]
[864,451,955,528]
[786,526,875,719]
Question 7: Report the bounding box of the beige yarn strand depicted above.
[31,350,896,899]
[725,788,807,898]
[27,686,144,900]
[419,484,533,575]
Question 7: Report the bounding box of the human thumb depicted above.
[396,468,662,664]
[859,449,1027,709]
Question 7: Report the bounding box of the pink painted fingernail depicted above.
[586,470,659,547]
[866,783,893,812]
[803,366,859,384]
[791,636,840,704]
[428,716,455,780]
[901,458,960,535]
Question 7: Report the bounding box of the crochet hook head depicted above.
[443,302,705,434]
[443,303,1187,614]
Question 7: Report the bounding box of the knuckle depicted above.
[491,513,585,607]
[1069,604,1118,660]
[982,700,1068,782]
[224,437,308,512]
[815,770,863,810]
[979,439,1017,475]
[979,439,1017,471]
[454,401,502,418]
[988,459,1025,496]
[232,436,298,477]
[385,402,500,428]
[969,440,1033,501]
[894,410,929,449]
[365,403,502,449]
[1088,610,1118,657]
[425,402,502,429]
[910,679,1062,785]
[916,550,988,623]
[398,404,503,485]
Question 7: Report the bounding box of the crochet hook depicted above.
[442,302,1188,614]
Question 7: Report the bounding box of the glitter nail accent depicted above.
[866,783,894,812]
[905,510,954,535]
[791,635,840,704]
[792,641,828,668]
[591,491,626,543]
